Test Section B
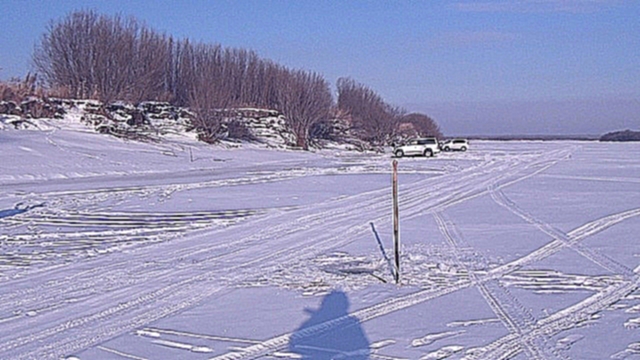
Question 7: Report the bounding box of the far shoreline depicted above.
[456,134,601,141]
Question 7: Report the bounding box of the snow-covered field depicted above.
[1,120,640,360]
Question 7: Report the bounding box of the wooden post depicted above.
[392,159,400,284]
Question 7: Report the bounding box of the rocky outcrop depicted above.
[0,98,300,148]
[0,98,383,151]
[0,97,65,120]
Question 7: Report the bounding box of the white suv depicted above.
[440,139,469,152]
[393,138,441,158]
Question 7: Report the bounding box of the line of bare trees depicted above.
[31,10,441,149]
[337,78,403,146]
[33,12,173,104]
[336,78,442,144]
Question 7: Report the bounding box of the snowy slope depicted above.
[1,123,640,360]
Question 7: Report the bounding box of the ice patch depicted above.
[447,318,500,328]
[135,329,161,338]
[271,352,303,359]
[371,339,396,349]
[624,317,640,329]
[555,334,584,351]
[152,339,213,352]
[420,345,464,359]
[412,330,465,347]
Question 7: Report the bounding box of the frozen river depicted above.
[1,125,640,359]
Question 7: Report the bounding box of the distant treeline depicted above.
[467,135,600,141]
[22,10,441,149]
[599,130,640,142]
[459,132,640,142]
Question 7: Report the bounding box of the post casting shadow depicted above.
[288,290,370,359]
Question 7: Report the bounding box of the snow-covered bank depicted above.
[1,121,640,359]
[0,98,303,148]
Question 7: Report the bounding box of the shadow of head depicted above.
[304,290,349,318]
[290,290,370,359]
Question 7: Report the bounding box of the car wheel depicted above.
[424,149,433,157]
[461,146,467,151]
[395,150,404,158]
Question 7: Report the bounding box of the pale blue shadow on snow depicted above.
[0,203,44,219]
[370,222,395,280]
[0,208,27,219]
[288,290,370,359]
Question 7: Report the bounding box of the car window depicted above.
[418,139,435,145]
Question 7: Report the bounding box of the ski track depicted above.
[1,143,637,359]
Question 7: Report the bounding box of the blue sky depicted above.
[1,0,638,136]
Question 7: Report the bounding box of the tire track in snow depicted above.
[1,147,564,358]
[486,207,640,279]
[463,276,640,360]
[0,157,409,277]
[202,147,634,360]
[401,147,574,221]
[219,148,573,286]
[8,149,494,289]
[204,147,631,360]
[1,160,391,201]
[0,145,579,359]
[0,152,550,303]
[433,212,553,360]
[5,209,259,227]
[207,205,640,360]
[203,148,640,360]
[490,185,636,279]
[0,209,260,281]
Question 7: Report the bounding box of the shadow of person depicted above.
[288,290,370,359]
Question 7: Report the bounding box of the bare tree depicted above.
[276,70,333,149]
[33,11,389,150]
[90,14,137,103]
[128,28,174,102]
[33,11,98,99]
[336,77,401,145]
[172,39,195,107]
[185,43,232,142]
[399,113,443,139]
[241,52,266,106]
[33,11,174,104]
